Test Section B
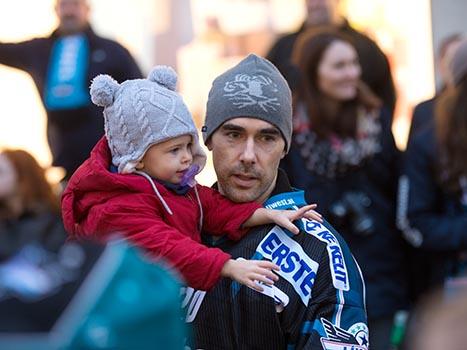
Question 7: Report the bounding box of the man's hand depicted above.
[221,258,279,292]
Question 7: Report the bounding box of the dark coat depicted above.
[189,170,368,349]
[281,109,409,319]
[399,123,467,297]
[408,97,435,142]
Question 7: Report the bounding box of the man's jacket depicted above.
[184,170,368,349]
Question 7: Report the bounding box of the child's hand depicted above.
[221,258,280,292]
[243,204,323,233]
[270,204,322,235]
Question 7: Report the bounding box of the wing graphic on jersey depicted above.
[321,318,359,345]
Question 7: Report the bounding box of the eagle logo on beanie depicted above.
[223,73,281,112]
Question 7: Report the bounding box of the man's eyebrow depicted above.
[220,123,245,132]
[259,127,281,135]
[220,123,280,136]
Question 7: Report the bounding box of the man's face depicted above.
[55,0,90,35]
[305,0,340,26]
[207,117,286,204]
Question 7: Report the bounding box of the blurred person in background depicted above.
[0,149,185,349]
[407,290,467,350]
[267,0,396,114]
[0,0,142,181]
[0,149,65,259]
[0,149,69,331]
[280,27,409,349]
[398,38,467,309]
[408,33,463,141]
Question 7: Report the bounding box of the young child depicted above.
[61,66,321,292]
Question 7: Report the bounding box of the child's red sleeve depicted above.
[196,185,261,241]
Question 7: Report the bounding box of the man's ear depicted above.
[206,139,213,151]
[135,161,144,170]
[280,145,287,159]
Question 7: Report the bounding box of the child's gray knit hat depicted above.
[90,66,206,174]
[202,54,292,151]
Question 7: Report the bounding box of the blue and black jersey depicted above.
[183,170,368,349]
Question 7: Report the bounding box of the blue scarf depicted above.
[44,34,90,110]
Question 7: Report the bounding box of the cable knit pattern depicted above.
[133,87,153,153]
[89,66,207,174]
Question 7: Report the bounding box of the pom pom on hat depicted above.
[148,66,177,91]
[90,74,119,107]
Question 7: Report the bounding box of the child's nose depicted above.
[182,150,193,163]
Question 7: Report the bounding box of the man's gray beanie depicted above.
[202,54,293,151]
[89,66,206,174]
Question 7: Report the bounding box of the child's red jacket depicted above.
[61,137,260,290]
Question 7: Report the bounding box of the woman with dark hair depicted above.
[399,39,467,301]
[0,149,64,259]
[281,27,409,349]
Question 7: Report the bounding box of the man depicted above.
[184,54,368,349]
[0,0,142,180]
[267,0,396,114]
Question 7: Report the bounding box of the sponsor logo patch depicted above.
[320,318,369,350]
[256,226,319,305]
[181,287,206,323]
[303,219,349,291]
[265,198,296,209]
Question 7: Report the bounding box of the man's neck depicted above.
[57,24,89,37]
[256,174,278,204]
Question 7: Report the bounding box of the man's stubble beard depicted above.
[216,163,277,204]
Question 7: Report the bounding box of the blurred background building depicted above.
[1,0,466,185]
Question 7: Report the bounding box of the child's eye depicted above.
[170,147,179,154]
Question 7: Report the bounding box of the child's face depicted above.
[139,135,193,184]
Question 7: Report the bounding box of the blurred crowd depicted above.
[1,0,467,349]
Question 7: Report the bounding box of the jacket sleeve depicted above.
[400,133,467,251]
[80,193,231,291]
[0,39,39,72]
[196,185,261,241]
[293,223,368,349]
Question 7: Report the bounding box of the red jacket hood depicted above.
[61,137,152,237]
